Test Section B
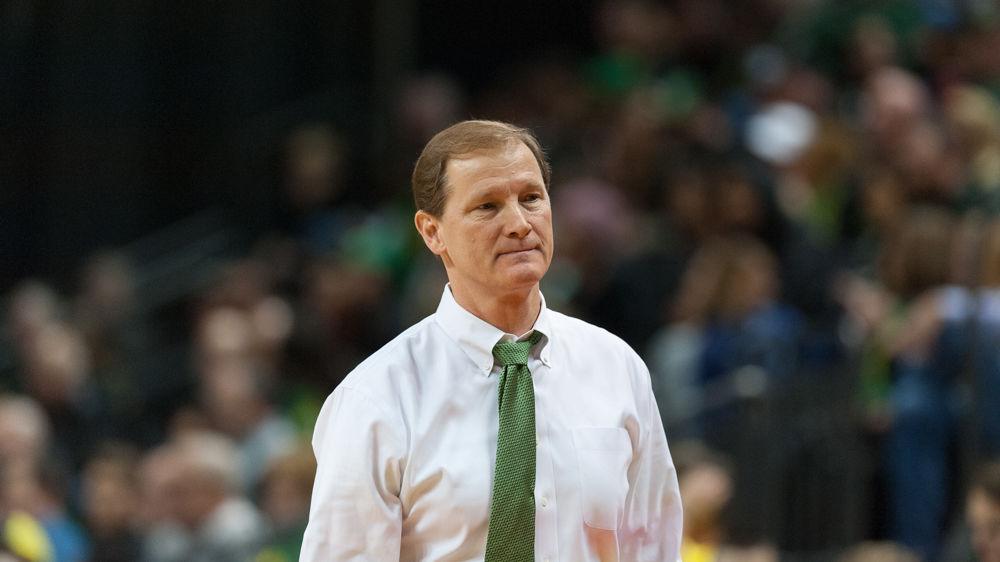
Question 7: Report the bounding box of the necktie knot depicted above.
[492,331,542,367]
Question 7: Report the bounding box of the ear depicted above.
[414,210,447,256]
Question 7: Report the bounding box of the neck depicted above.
[450,283,541,335]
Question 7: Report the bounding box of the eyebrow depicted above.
[472,180,545,200]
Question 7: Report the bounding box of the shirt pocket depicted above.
[572,427,632,531]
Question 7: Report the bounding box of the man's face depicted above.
[969,489,1000,562]
[416,141,553,300]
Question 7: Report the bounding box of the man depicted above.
[300,120,683,561]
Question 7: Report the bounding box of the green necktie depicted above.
[484,331,543,562]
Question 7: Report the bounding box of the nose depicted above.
[504,203,532,239]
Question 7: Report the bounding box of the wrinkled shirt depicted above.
[301,286,682,562]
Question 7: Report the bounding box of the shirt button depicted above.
[540,496,548,508]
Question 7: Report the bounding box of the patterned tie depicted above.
[484,331,543,562]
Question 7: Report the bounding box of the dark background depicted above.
[0,0,597,291]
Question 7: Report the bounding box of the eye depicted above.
[522,193,542,203]
[477,202,496,211]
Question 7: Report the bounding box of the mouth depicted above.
[497,247,540,259]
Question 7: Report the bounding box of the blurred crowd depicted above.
[3,0,1000,561]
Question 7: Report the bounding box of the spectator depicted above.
[18,322,102,470]
[80,443,141,562]
[276,124,359,256]
[136,444,186,561]
[942,461,1000,562]
[674,441,779,562]
[143,431,267,562]
[0,395,49,465]
[843,206,962,559]
[197,357,297,493]
[2,282,63,391]
[675,442,734,562]
[967,462,1000,562]
[0,459,88,562]
[72,252,151,444]
[255,445,316,562]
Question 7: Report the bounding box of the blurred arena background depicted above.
[2,1,1000,561]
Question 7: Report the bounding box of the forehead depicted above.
[445,141,543,194]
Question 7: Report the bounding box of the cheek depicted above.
[535,215,554,244]
[460,229,487,254]
[447,225,491,261]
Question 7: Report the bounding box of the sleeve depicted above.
[619,363,684,562]
[299,385,405,562]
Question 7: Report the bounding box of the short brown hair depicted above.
[411,120,551,216]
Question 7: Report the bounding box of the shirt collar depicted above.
[434,284,554,376]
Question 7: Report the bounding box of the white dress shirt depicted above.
[300,286,682,562]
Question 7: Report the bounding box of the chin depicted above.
[500,264,547,290]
